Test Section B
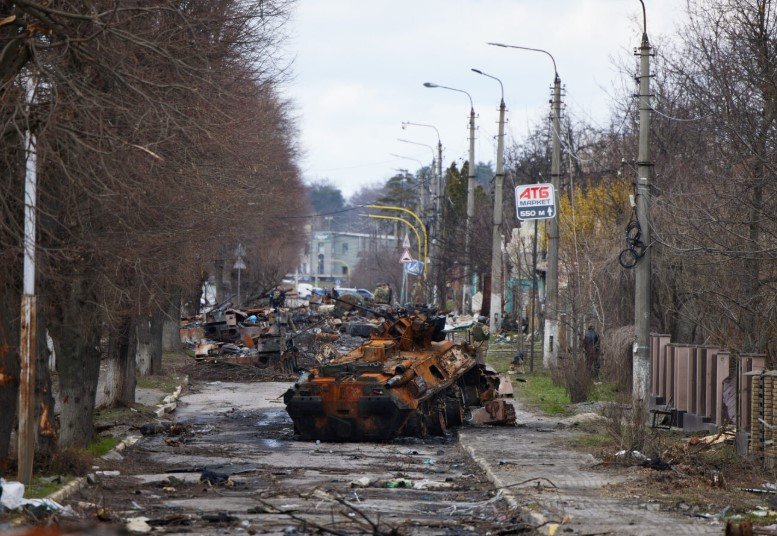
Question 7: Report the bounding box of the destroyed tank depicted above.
[284,310,513,441]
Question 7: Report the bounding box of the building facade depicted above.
[296,228,397,288]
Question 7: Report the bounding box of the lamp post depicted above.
[396,138,436,217]
[397,136,440,305]
[18,75,38,485]
[423,82,476,313]
[488,42,562,368]
[390,153,427,215]
[401,122,443,218]
[472,68,506,334]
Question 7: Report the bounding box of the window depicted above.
[317,254,324,275]
[317,242,325,253]
[341,266,348,275]
[301,263,307,274]
[342,243,349,254]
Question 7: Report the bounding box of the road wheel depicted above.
[425,396,448,436]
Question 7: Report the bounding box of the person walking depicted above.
[583,325,601,377]
[470,315,490,365]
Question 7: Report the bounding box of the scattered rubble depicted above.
[285,306,517,441]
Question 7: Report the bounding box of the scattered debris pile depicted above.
[180,294,403,375]
[180,303,300,372]
[284,307,516,441]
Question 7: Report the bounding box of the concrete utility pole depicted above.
[18,76,38,485]
[544,74,562,368]
[396,139,436,287]
[633,2,652,402]
[399,123,443,305]
[487,42,562,367]
[465,106,476,312]
[422,83,476,312]
[390,153,426,215]
[472,68,506,333]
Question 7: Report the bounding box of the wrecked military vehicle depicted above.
[284,308,515,441]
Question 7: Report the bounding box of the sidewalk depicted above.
[459,397,722,535]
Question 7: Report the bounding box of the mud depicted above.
[65,381,523,535]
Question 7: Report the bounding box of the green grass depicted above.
[487,341,573,415]
[570,432,612,450]
[136,374,181,393]
[25,476,69,498]
[590,380,619,402]
[521,371,573,415]
[86,435,121,457]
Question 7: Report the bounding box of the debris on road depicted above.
[199,468,231,486]
[470,399,517,426]
[285,306,516,441]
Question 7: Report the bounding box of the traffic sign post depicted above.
[405,260,424,276]
[515,183,556,221]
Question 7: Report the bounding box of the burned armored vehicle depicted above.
[284,310,514,441]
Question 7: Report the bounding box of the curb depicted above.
[460,442,520,510]
[45,376,188,504]
[154,374,188,417]
[47,476,86,504]
[460,435,551,533]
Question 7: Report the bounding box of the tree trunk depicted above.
[51,277,102,449]
[162,292,181,352]
[149,310,164,374]
[740,179,764,354]
[35,314,56,458]
[136,315,152,376]
[55,330,100,448]
[0,290,20,470]
[104,317,137,407]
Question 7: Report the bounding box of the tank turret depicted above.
[284,312,514,441]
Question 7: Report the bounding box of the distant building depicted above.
[295,228,397,287]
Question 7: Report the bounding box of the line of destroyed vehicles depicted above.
[180,286,516,443]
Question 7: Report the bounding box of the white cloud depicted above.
[285,0,686,196]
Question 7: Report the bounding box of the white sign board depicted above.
[515,183,556,220]
[405,260,424,276]
[402,235,411,249]
[400,249,413,263]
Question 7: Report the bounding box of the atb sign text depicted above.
[515,183,556,221]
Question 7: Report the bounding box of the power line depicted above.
[649,104,715,122]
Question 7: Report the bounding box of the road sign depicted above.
[402,235,411,249]
[515,183,556,221]
[233,258,246,270]
[400,248,413,263]
[405,260,424,276]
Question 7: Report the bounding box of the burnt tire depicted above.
[425,397,448,436]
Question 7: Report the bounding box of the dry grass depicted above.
[552,354,593,403]
[601,325,634,394]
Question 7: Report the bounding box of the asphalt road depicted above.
[70,381,522,535]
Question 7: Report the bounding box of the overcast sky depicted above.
[285,1,685,197]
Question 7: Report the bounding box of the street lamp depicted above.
[401,122,443,215]
[487,42,562,369]
[396,139,435,213]
[401,122,444,306]
[423,82,477,313]
[472,67,506,334]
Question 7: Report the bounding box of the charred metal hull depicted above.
[284,314,510,441]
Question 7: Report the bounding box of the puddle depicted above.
[255,409,291,427]
[257,438,284,449]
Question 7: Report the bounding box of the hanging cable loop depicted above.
[619,209,646,269]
